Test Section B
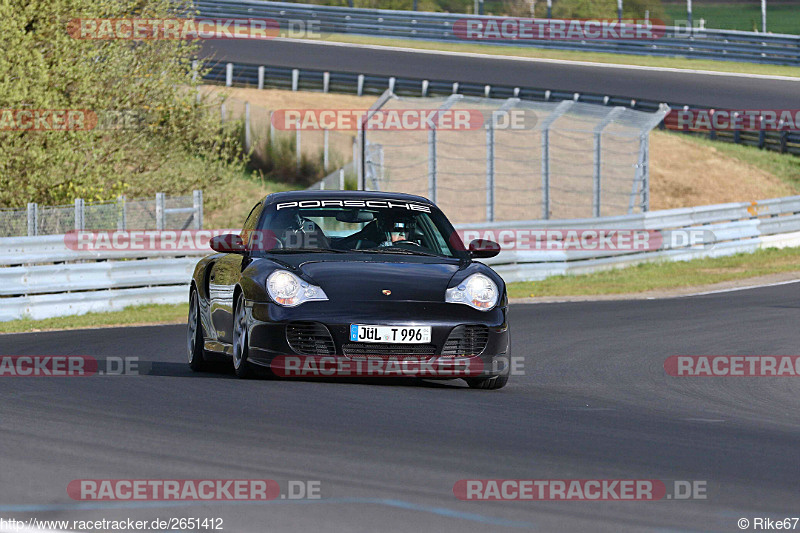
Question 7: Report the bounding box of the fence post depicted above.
[339,168,345,190]
[539,100,573,220]
[292,68,299,91]
[485,120,494,222]
[388,77,396,93]
[193,190,203,230]
[422,80,429,97]
[592,106,625,218]
[74,198,85,231]
[225,63,233,87]
[357,74,364,96]
[353,136,361,189]
[323,71,330,93]
[269,110,275,150]
[117,195,127,231]
[428,126,437,203]
[258,66,265,90]
[27,203,38,236]
[323,128,330,172]
[296,120,302,172]
[541,131,550,220]
[244,102,251,151]
[155,192,165,231]
[220,102,226,122]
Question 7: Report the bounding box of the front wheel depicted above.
[232,296,254,379]
[187,288,206,372]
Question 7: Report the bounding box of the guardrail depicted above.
[464,196,800,281]
[2,195,800,321]
[195,0,800,66]
[203,62,800,156]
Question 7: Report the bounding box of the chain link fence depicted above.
[356,93,669,223]
[0,191,203,237]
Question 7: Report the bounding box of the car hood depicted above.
[296,256,463,303]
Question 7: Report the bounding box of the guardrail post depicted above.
[117,195,126,231]
[244,102,251,151]
[291,69,299,91]
[27,203,38,236]
[339,168,345,190]
[388,77,396,93]
[452,82,459,94]
[484,85,491,98]
[74,198,84,231]
[485,120,494,222]
[323,72,330,93]
[323,128,330,172]
[155,193,165,231]
[193,190,203,230]
[258,66,265,90]
[421,80,429,97]
[225,63,233,87]
[357,75,364,96]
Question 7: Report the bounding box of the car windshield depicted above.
[250,198,467,258]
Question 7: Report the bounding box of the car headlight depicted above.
[267,270,328,307]
[445,273,499,311]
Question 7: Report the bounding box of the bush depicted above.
[0,0,247,208]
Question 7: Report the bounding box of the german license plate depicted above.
[350,324,431,343]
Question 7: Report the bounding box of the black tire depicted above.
[466,372,509,390]
[187,288,206,372]
[232,295,254,379]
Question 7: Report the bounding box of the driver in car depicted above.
[378,219,413,247]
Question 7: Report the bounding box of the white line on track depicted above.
[275,37,800,81]
[681,278,800,297]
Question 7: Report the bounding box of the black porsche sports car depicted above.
[187,190,510,389]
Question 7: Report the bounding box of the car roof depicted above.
[262,190,434,206]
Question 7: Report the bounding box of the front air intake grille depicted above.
[441,325,489,356]
[286,322,336,356]
[342,343,436,359]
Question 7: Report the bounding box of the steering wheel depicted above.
[391,240,422,247]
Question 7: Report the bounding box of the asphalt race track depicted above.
[201,39,800,109]
[2,283,799,532]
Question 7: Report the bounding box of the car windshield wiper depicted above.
[355,248,442,257]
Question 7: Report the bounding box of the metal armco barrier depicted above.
[194,0,800,66]
[2,195,800,320]
[201,62,800,156]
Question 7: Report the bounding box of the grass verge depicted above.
[507,247,800,298]
[312,34,800,78]
[0,303,188,335]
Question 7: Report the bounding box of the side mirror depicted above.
[210,234,245,254]
[469,238,501,259]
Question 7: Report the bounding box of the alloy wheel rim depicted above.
[187,292,197,363]
[233,300,246,369]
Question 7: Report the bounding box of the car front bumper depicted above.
[244,299,510,380]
